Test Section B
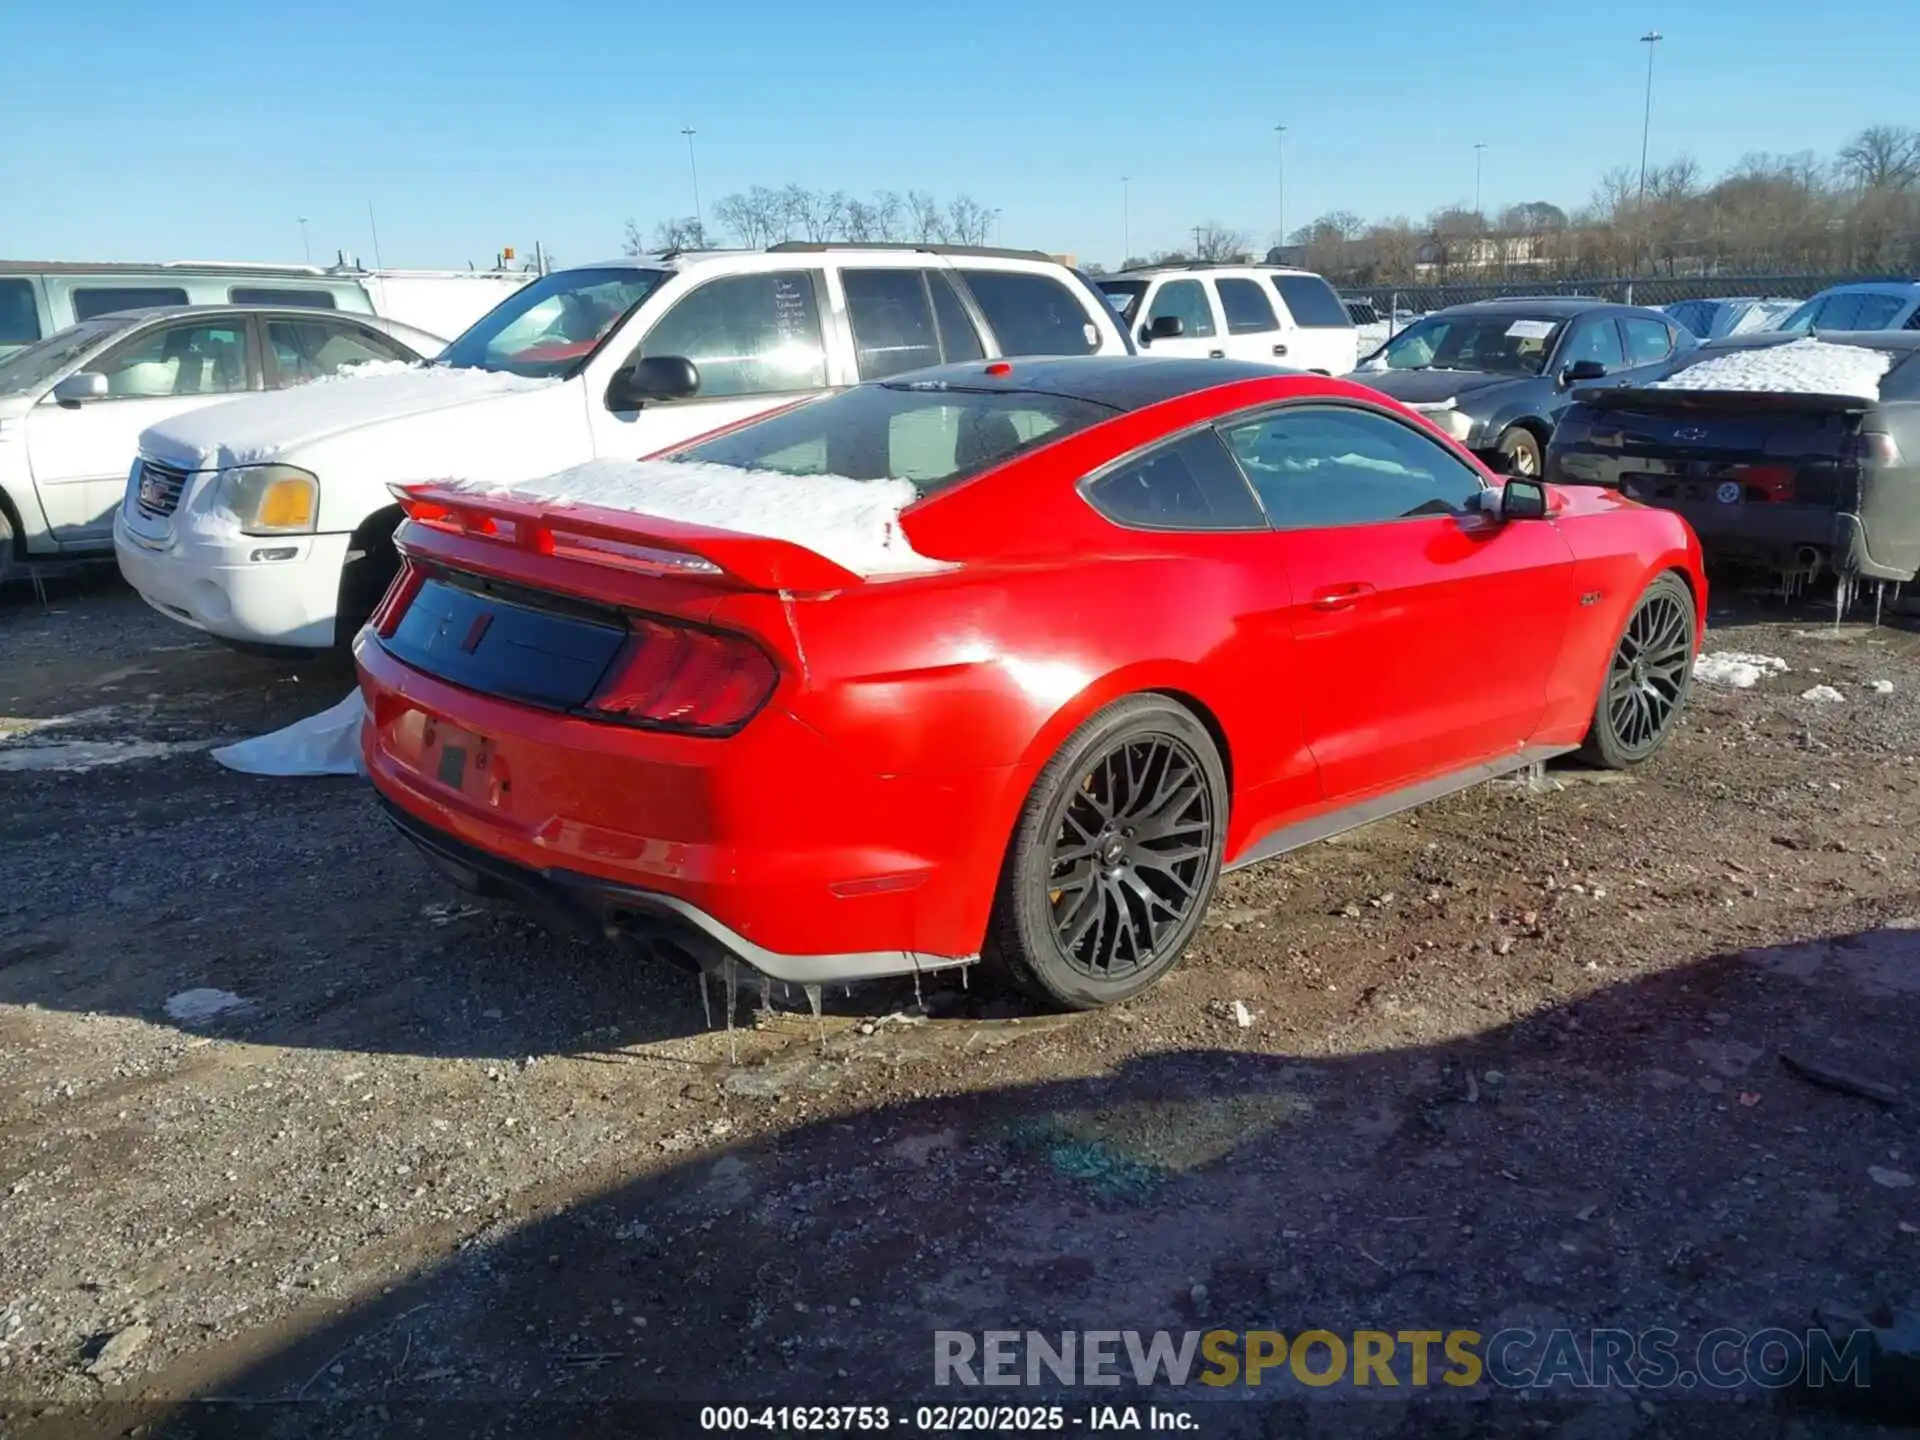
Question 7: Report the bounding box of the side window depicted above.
[71,286,189,321]
[1216,278,1279,335]
[954,270,1099,356]
[267,319,413,386]
[639,271,827,398]
[1622,316,1674,366]
[1221,406,1484,530]
[1559,316,1626,370]
[1084,430,1267,531]
[83,321,249,398]
[1147,280,1216,339]
[842,269,982,380]
[231,287,337,310]
[1821,293,1905,330]
[0,279,40,345]
[1905,306,1920,331]
[1269,274,1353,328]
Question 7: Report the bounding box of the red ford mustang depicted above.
[355,356,1705,1010]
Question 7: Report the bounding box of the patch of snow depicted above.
[1693,652,1789,688]
[211,692,366,778]
[139,364,556,471]
[1231,1000,1254,1029]
[1872,680,1896,695]
[164,988,250,1023]
[0,739,214,772]
[180,501,246,542]
[1649,339,1894,401]
[445,458,948,578]
[1800,684,1846,703]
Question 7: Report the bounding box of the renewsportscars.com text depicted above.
[934,1327,1870,1391]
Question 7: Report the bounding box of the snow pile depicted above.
[1650,339,1894,401]
[1872,680,1896,695]
[139,364,556,471]
[1800,684,1846,703]
[1693,652,1789,688]
[445,458,947,578]
[165,988,250,1023]
[211,692,367,778]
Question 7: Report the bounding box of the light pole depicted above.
[680,126,703,238]
[1473,143,1487,216]
[993,208,1003,247]
[1274,123,1288,249]
[1638,31,1662,207]
[297,216,310,264]
[1121,176,1130,264]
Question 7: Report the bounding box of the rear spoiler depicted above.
[391,482,866,592]
[1574,385,1874,416]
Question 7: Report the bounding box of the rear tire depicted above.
[0,504,16,589]
[1579,571,1696,769]
[987,696,1227,1010]
[1495,425,1543,478]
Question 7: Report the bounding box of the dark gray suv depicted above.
[1348,298,1698,475]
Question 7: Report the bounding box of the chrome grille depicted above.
[134,458,190,520]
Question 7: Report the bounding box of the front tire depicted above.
[1580,572,1696,769]
[988,696,1227,1010]
[1495,425,1543,478]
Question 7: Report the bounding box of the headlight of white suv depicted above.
[214,464,319,536]
[1424,405,1476,443]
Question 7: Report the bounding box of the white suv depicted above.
[113,244,1130,655]
[1098,264,1357,376]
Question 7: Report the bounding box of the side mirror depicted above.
[51,371,108,405]
[1501,477,1549,520]
[1143,315,1185,343]
[607,354,700,410]
[1560,359,1608,386]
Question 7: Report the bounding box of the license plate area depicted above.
[417,717,511,811]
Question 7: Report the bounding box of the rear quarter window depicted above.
[955,270,1100,356]
[71,286,190,321]
[1268,274,1352,329]
[230,287,337,309]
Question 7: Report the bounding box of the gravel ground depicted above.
[4,571,1920,1438]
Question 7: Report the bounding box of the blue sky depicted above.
[2,0,1910,271]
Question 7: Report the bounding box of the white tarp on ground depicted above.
[1649,339,1894,401]
[210,692,366,778]
[444,458,948,577]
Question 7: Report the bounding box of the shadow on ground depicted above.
[16,923,1920,1440]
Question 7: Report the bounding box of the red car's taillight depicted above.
[587,618,778,734]
[370,561,425,638]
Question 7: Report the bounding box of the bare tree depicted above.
[714,186,786,249]
[621,218,648,257]
[945,194,995,246]
[1191,221,1249,262]
[1838,125,1920,192]
[652,217,709,252]
[906,191,946,243]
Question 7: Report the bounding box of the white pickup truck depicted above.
[114,245,1131,654]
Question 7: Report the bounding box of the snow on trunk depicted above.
[1648,339,1893,401]
[443,458,948,578]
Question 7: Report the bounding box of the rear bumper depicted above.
[380,795,972,986]
[356,635,1000,984]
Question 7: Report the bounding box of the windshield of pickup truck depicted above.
[438,268,667,379]
[1370,313,1565,377]
[0,319,118,396]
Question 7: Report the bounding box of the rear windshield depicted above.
[1269,274,1352,328]
[675,380,1116,497]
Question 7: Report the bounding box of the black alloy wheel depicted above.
[990,696,1226,1010]
[1581,571,1696,768]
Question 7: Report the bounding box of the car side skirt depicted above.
[1225,743,1576,873]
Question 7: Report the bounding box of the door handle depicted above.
[1273,343,1288,357]
[1310,582,1376,610]
[1208,349,1226,359]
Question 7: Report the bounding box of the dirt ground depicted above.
[5,570,1920,1438]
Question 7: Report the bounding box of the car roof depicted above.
[1429,297,1662,320]
[81,303,398,325]
[1807,281,1920,297]
[1108,263,1322,279]
[881,355,1289,411]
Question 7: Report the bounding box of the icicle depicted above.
[757,974,774,1022]
[722,955,740,1066]
[699,970,713,1030]
[803,983,825,1053]
[911,965,925,1015]
[1875,580,1886,629]
[961,962,970,991]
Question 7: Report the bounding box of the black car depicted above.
[1546,331,1920,584]
[1348,298,1697,476]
